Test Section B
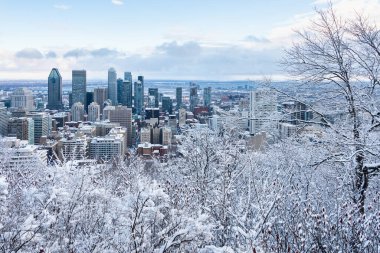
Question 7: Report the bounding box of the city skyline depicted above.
[1,0,379,80]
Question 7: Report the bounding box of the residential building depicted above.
[8,117,34,144]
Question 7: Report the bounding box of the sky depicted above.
[0,0,379,81]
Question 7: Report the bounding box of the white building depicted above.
[89,135,124,162]
[250,89,278,135]
[58,134,88,161]
[140,127,151,143]
[71,102,85,122]
[162,127,172,146]
[179,108,186,126]
[0,138,47,169]
[11,88,34,111]
[88,102,100,122]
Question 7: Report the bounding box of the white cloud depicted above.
[54,4,71,10]
[111,0,124,5]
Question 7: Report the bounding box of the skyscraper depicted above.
[88,102,100,122]
[118,79,133,107]
[11,88,34,111]
[176,87,182,110]
[108,68,117,105]
[72,70,87,108]
[249,89,277,135]
[204,87,211,107]
[162,96,173,114]
[109,106,133,147]
[94,87,108,112]
[47,68,63,110]
[124,72,132,82]
[148,88,159,107]
[134,81,144,115]
[189,85,198,112]
[71,102,85,122]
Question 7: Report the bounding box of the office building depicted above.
[86,91,94,112]
[27,112,50,144]
[11,88,34,110]
[0,103,8,137]
[89,135,124,162]
[94,87,108,112]
[108,68,117,105]
[176,87,182,109]
[249,89,278,135]
[134,81,144,115]
[162,127,172,146]
[140,127,151,143]
[124,72,132,82]
[162,96,173,114]
[47,68,63,110]
[148,88,159,107]
[204,87,211,107]
[58,135,88,161]
[8,117,34,144]
[118,79,133,107]
[108,106,133,147]
[88,102,100,122]
[72,70,87,108]
[71,102,85,122]
[178,108,186,126]
[190,86,198,112]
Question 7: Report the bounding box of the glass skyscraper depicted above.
[72,70,87,109]
[176,87,182,110]
[47,68,63,110]
[148,88,159,107]
[108,68,117,105]
[134,81,144,115]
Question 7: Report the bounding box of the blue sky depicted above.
[0,0,378,80]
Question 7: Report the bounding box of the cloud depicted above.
[54,4,71,10]
[244,35,270,43]
[64,48,90,58]
[46,51,57,58]
[91,48,123,58]
[156,41,202,57]
[15,48,43,59]
[111,0,123,5]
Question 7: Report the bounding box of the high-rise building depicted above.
[94,87,108,112]
[88,102,100,122]
[27,112,50,144]
[11,88,34,111]
[134,81,144,115]
[8,117,34,144]
[71,102,85,122]
[204,87,211,107]
[47,68,63,110]
[148,88,159,107]
[0,103,9,137]
[124,72,132,82]
[176,87,182,110]
[72,70,87,108]
[108,106,133,147]
[190,85,198,112]
[108,68,117,105]
[162,96,173,114]
[249,89,278,135]
[162,127,172,146]
[140,127,151,143]
[86,91,94,112]
[178,108,186,126]
[118,79,133,107]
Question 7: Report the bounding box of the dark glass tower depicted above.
[148,88,159,107]
[176,87,182,109]
[72,70,87,108]
[47,68,63,110]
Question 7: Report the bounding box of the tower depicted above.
[47,68,63,110]
[72,70,87,109]
[148,88,159,107]
[108,68,117,105]
[203,87,211,107]
[134,81,144,115]
[176,87,182,110]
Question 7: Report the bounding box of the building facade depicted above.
[47,68,63,110]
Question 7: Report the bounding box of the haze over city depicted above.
[1,0,379,80]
